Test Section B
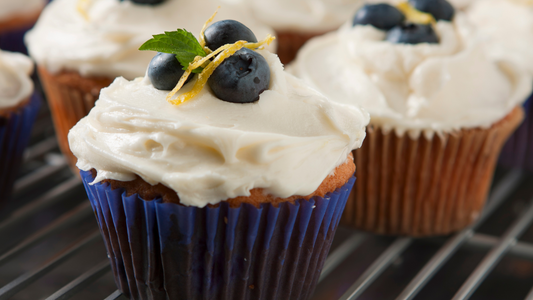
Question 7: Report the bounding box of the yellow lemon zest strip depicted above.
[243,35,276,51]
[77,0,91,21]
[203,47,213,55]
[187,34,276,72]
[165,44,233,103]
[189,43,236,70]
[166,56,204,103]
[397,2,436,25]
[167,41,247,106]
[199,7,220,55]
[166,34,276,106]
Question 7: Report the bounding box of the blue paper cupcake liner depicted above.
[499,94,533,170]
[0,22,35,54]
[0,93,41,203]
[81,170,355,300]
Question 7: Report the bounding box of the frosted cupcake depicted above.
[290,0,532,236]
[0,50,41,204]
[456,0,533,170]
[69,19,368,300]
[25,0,275,171]
[0,0,45,53]
[223,0,365,64]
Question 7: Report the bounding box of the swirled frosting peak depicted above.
[463,0,533,75]
[25,0,275,79]
[68,50,369,207]
[223,0,365,33]
[0,50,34,109]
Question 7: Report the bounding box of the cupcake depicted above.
[223,0,365,64]
[25,0,275,172]
[290,0,532,236]
[69,19,369,299]
[0,0,45,53]
[457,0,533,170]
[0,50,41,204]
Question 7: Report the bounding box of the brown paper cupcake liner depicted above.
[37,67,113,171]
[276,31,326,65]
[342,107,524,236]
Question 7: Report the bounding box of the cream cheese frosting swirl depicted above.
[222,0,365,33]
[461,0,533,75]
[0,50,34,109]
[0,0,45,21]
[290,13,532,138]
[25,0,275,79]
[68,50,369,207]
[447,0,475,10]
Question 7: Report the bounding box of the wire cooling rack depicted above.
[2,89,533,300]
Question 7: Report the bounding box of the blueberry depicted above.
[148,52,191,91]
[120,0,165,5]
[207,48,270,103]
[409,0,455,21]
[204,20,258,51]
[352,4,405,30]
[386,23,439,44]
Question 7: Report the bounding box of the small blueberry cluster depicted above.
[353,0,455,44]
[147,20,270,104]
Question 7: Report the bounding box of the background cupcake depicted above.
[458,0,533,171]
[223,0,365,64]
[25,0,275,172]
[0,50,41,205]
[290,0,532,236]
[0,0,45,53]
[68,19,369,298]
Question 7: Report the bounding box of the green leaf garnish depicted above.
[139,8,275,107]
[139,29,206,73]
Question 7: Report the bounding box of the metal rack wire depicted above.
[2,99,533,300]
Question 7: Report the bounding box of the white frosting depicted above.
[68,50,369,207]
[290,14,532,138]
[25,0,275,79]
[442,0,475,9]
[222,0,365,33]
[0,50,34,109]
[0,0,44,21]
[463,0,533,75]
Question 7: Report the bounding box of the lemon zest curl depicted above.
[198,7,220,55]
[397,1,436,25]
[166,35,275,106]
[166,7,275,106]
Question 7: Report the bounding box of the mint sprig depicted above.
[139,29,206,73]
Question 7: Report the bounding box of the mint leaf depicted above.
[139,29,206,72]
